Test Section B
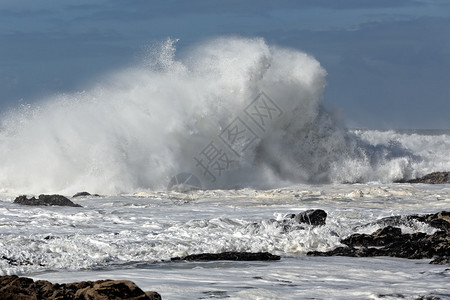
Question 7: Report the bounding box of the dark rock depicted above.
[171,251,280,261]
[0,275,161,300]
[430,256,450,265]
[292,209,327,226]
[414,296,442,300]
[361,211,449,232]
[401,171,450,184]
[72,192,101,198]
[308,211,449,264]
[1,255,34,266]
[341,226,404,247]
[14,194,82,207]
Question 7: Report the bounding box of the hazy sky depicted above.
[1,0,449,129]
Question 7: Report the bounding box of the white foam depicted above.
[0,37,448,195]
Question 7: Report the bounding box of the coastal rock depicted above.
[14,194,82,207]
[1,255,36,267]
[286,209,327,226]
[0,275,161,300]
[171,251,281,261]
[402,171,450,184]
[430,256,450,265]
[307,211,449,264]
[72,191,101,198]
[362,211,449,232]
[308,230,448,260]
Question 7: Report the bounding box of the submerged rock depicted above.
[308,211,449,264]
[171,251,281,261]
[0,275,161,300]
[14,194,82,207]
[399,171,450,184]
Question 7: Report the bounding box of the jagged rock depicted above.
[308,230,448,260]
[402,171,450,184]
[360,211,449,232]
[72,192,101,198]
[307,211,449,264]
[171,251,280,261]
[14,194,82,207]
[286,209,327,226]
[0,275,161,300]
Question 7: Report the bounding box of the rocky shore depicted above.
[308,211,449,264]
[397,171,450,184]
[0,276,161,300]
[3,172,448,299]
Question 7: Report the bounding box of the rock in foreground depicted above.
[0,275,161,300]
[172,251,280,261]
[14,194,82,207]
[308,211,449,264]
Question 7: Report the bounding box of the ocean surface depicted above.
[0,37,449,299]
[0,183,449,299]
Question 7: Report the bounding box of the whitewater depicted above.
[0,37,448,194]
[0,37,449,299]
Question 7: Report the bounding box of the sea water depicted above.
[0,37,449,299]
[0,184,449,299]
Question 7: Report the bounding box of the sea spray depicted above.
[0,37,448,194]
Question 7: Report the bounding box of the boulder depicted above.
[14,194,82,207]
[288,209,327,226]
[0,275,161,300]
[171,251,280,261]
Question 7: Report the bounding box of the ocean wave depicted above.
[0,37,448,194]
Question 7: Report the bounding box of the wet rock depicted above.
[14,194,82,207]
[414,296,442,300]
[430,256,450,265]
[308,230,448,260]
[0,275,161,300]
[361,211,449,232]
[308,211,449,264]
[72,191,101,198]
[342,226,403,247]
[401,171,450,184]
[287,209,327,226]
[1,255,34,266]
[171,251,280,261]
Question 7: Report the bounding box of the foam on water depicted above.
[0,183,449,299]
[0,183,447,276]
[0,37,448,194]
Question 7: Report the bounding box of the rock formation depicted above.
[14,194,82,207]
[0,275,161,300]
[307,211,449,264]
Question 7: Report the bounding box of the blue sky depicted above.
[1,0,449,129]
